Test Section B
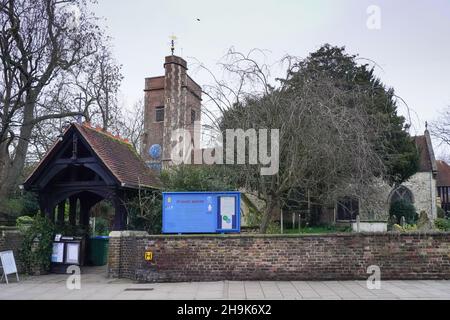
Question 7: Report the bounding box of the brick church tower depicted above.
[142,55,202,169]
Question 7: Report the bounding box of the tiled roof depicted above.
[414,136,432,172]
[413,130,437,173]
[75,123,161,189]
[437,160,450,187]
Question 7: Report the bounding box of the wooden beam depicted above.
[54,157,96,165]
[112,191,127,231]
[53,182,108,188]
[48,206,56,223]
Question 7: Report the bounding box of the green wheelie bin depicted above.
[88,236,109,266]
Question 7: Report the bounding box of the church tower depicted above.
[142,54,202,169]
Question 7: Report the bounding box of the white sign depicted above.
[221,215,233,230]
[51,242,64,263]
[65,243,80,264]
[220,196,236,230]
[0,250,19,284]
[220,196,236,216]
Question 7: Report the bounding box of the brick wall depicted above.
[108,231,148,279]
[108,232,450,282]
[0,228,23,272]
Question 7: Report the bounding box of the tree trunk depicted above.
[259,197,278,234]
[0,140,10,189]
[0,98,36,199]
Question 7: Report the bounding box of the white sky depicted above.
[92,0,450,156]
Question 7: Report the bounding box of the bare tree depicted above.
[23,40,124,166]
[71,44,123,131]
[0,0,105,199]
[115,98,144,153]
[430,106,450,151]
[201,48,391,233]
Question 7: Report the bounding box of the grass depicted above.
[282,225,352,235]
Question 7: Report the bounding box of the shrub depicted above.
[1,192,39,217]
[161,165,236,192]
[393,223,417,232]
[19,215,56,274]
[93,217,109,236]
[16,215,34,233]
[1,198,23,216]
[126,190,162,234]
[266,221,281,234]
[434,218,450,231]
[437,206,446,219]
[389,200,417,224]
[19,192,40,216]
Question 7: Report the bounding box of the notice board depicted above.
[162,191,241,234]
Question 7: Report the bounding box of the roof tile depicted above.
[75,123,161,189]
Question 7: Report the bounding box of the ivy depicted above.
[19,215,56,274]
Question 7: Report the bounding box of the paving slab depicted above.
[1,270,449,300]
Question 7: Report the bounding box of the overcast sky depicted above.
[92,0,450,154]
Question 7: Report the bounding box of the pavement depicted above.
[0,267,449,300]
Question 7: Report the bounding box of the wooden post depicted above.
[113,192,127,231]
[38,196,46,217]
[307,190,311,219]
[69,197,77,226]
[57,200,66,225]
[280,208,284,234]
[47,206,56,223]
[292,211,295,229]
[80,198,91,227]
[298,213,301,234]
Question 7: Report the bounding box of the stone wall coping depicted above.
[1,229,21,237]
[109,231,151,238]
[110,231,450,239]
[0,226,19,231]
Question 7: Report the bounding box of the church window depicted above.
[191,109,196,124]
[155,106,164,122]
[390,186,414,204]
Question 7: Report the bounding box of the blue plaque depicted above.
[148,144,162,159]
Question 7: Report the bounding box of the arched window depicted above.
[390,186,414,204]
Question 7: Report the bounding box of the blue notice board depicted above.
[162,192,241,234]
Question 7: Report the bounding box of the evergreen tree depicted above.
[284,44,419,185]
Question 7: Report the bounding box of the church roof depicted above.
[75,123,161,189]
[436,160,450,187]
[24,123,161,190]
[413,130,437,173]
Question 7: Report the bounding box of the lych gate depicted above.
[23,123,161,231]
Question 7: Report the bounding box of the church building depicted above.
[142,55,202,169]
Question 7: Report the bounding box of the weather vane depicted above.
[169,34,177,55]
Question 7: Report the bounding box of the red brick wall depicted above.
[143,76,165,158]
[108,232,450,282]
[0,229,23,272]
